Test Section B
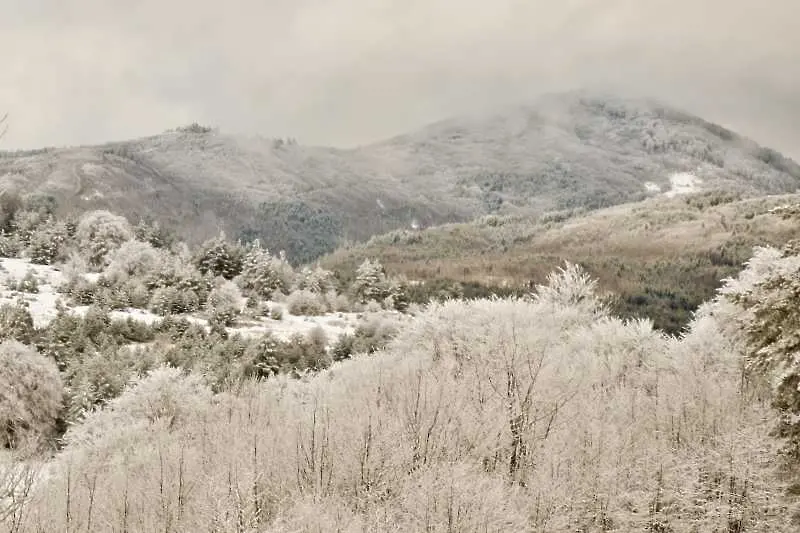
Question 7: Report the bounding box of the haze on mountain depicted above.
[1,0,799,160]
[1,92,799,264]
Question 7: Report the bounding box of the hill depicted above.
[321,191,800,333]
[1,92,799,263]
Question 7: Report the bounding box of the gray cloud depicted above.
[1,0,798,157]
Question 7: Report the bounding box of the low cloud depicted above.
[1,0,798,156]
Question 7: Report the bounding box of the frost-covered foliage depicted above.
[75,210,134,270]
[105,239,167,283]
[194,232,244,280]
[17,264,796,532]
[713,243,800,460]
[236,241,293,298]
[350,258,409,311]
[27,220,69,264]
[0,341,63,451]
[285,288,327,316]
[205,279,244,326]
[63,365,212,450]
[294,265,336,294]
[133,218,172,249]
[352,258,388,303]
[0,301,35,344]
[533,261,606,315]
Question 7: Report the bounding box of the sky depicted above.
[0,0,798,157]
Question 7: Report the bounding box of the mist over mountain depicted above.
[1,92,798,263]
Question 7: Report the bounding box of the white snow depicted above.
[643,181,661,193]
[0,258,66,328]
[664,172,703,198]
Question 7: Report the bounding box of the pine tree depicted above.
[352,258,390,303]
[194,232,244,280]
[236,241,291,298]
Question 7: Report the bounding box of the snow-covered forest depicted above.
[1,190,800,531]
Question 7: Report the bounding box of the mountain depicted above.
[321,192,800,334]
[1,91,799,263]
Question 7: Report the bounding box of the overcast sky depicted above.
[1,0,798,156]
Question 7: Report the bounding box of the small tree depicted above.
[236,241,292,298]
[194,232,244,280]
[0,340,64,451]
[75,210,134,270]
[295,265,336,294]
[0,301,35,344]
[724,245,800,460]
[27,220,69,265]
[206,280,244,326]
[352,258,390,304]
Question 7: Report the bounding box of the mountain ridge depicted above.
[1,92,798,263]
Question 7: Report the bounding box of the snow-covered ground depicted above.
[0,258,66,328]
[0,258,399,344]
[643,181,661,193]
[664,172,703,198]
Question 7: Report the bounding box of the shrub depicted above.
[330,332,354,361]
[242,334,282,379]
[12,269,40,294]
[0,340,63,451]
[0,232,20,258]
[63,366,212,448]
[0,301,35,344]
[205,280,244,326]
[105,239,166,283]
[150,286,200,315]
[61,274,98,306]
[75,210,133,270]
[351,315,399,354]
[286,289,327,316]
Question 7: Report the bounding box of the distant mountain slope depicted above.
[1,92,798,263]
[321,192,800,333]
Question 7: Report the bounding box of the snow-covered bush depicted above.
[0,340,63,451]
[532,261,606,316]
[12,209,47,246]
[63,365,212,449]
[0,301,35,344]
[105,239,167,283]
[27,220,69,265]
[75,210,134,271]
[205,279,244,326]
[14,269,39,294]
[286,289,327,316]
[149,286,200,315]
[0,232,20,258]
[295,265,336,294]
